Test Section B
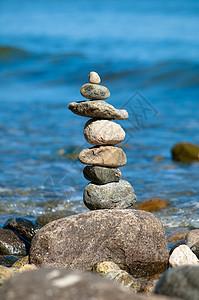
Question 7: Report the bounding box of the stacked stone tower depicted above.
[68,72,136,210]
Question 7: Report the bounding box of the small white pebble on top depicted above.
[89,71,101,84]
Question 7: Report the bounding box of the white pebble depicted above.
[89,71,101,84]
[169,245,199,267]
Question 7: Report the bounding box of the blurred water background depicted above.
[0,0,199,232]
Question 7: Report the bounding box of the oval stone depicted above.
[78,146,127,167]
[80,83,110,100]
[89,71,101,84]
[83,166,122,184]
[84,119,125,145]
[83,180,136,210]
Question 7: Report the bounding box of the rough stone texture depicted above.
[68,100,128,120]
[80,83,110,100]
[92,261,121,276]
[0,256,19,267]
[84,119,125,145]
[83,180,136,210]
[168,229,189,243]
[35,210,76,227]
[140,274,162,294]
[79,146,127,167]
[169,245,199,267]
[0,229,30,256]
[172,142,199,163]
[12,256,29,269]
[30,209,169,277]
[155,265,199,300]
[104,270,141,292]
[89,71,101,84]
[136,199,168,212]
[185,229,199,258]
[83,165,122,184]
[1,268,177,300]
[3,218,39,242]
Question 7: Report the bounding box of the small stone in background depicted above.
[167,228,189,243]
[35,210,76,227]
[12,256,29,269]
[0,256,19,267]
[3,218,39,242]
[92,261,121,276]
[83,166,121,184]
[89,71,101,84]
[104,270,141,292]
[0,229,30,256]
[136,198,168,212]
[169,245,199,267]
[172,142,199,163]
[185,229,199,258]
[81,83,110,100]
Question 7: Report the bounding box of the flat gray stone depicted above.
[81,83,110,100]
[84,119,125,145]
[83,166,122,184]
[68,100,128,120]
[83,180,136,210]
[78,146,127,167]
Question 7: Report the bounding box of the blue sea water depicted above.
[0,0,199,232]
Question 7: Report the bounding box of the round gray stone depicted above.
[83,180,136,210]
[68,100,128,120]
[84,119,125,145]
[81,83,110,100]
[83,166,122,184]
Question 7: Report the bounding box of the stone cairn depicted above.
[68,71,136,210]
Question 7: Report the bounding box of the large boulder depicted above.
[1,268,178,300]
[172,142,199,163]
[154,265,199,300]
[30,209,169,277]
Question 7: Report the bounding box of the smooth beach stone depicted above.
[68,100,128,120]
[35,210,76,227]
[172,142,199,163]
[104,270,141,292]
[29,209,169,278]
[154,265,199,300]
[0,229,30,256]
[167,228,189,244]
[84,119,125,145]
[136,198,168,212]
[185,229,199,258]
[92,261,121,276]
[80,83,110,100]
[89,71,101,84]
[169,245,199,267]
[83,180,136,210]
[78,146,127,167]
[83,166,121,184]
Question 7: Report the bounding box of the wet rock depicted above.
[0,256,19,267]
[168,228,189,243]
[79,146,127,167]
[172,142,199,163]
[84,119,125,145]
[89,71,101,84]
[30,209,169,277]
[0,229,30,256]
[83,165,122,184]
[136,199,168,212]
[3,218,39,242]
[81,83,110,100]
[12,256,29,269]
[68,100,128,120]
[35,210,76,227]
[84,180,136,210]
[185,229,199,258]
[169,245,199,267]
[104,270,141,291]
[92,261,121,276]
[154,265,199,300]
[1,268,176,300]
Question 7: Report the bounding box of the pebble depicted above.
[0,229,30,256]
[104,270,141,292]
[89,71,101,84]
[84,119,125,145]
[12,256,29,269]
[185,229,199,258]
[68,100,128,120]
[167,228,189,244]
[83,165,121,184]
[78,146,127,167]
[92,261,121,276]
[83,180,136,210]
[81,83,110,100]
[172,142,199,163]
[136,198,168,212]
[169,245,199,267]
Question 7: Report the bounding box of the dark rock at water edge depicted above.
[0,229,30,256]
[80,83,110,100]
[35,210,76,227]
[83,180,136,210]
[83,165,122,184]
[30,209,169,277]
[0,255,19,267]
[172,142,199,163]
[3,218,39,242]
[154,265,199,300]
